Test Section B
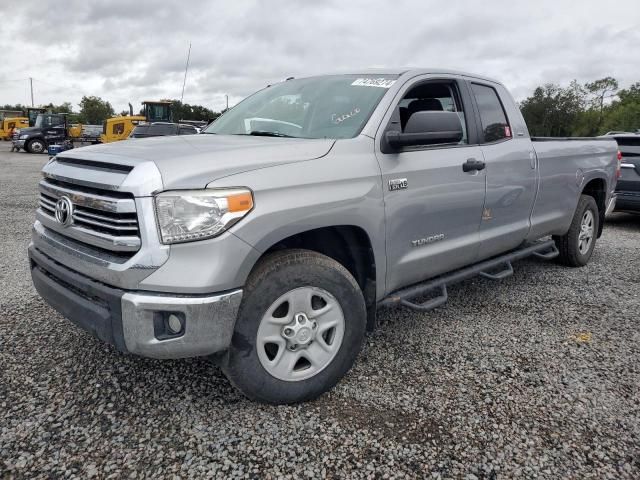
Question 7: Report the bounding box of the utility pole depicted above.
[180,42,191,103]
[225,94,228,111]
[29,77,34,106]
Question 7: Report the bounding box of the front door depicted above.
[43,115,67,144]
[376,78,487,294]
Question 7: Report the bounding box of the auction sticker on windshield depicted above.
[351,78,397,88]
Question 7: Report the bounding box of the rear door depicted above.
[375,76,487,293]
[468,81,538,260]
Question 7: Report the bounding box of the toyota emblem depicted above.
[54,196,74,227]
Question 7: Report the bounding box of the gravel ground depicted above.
[1,148,639,479]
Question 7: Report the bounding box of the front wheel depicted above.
[221,249,366,404]
[554,194,599,267]
[26,138,46,154]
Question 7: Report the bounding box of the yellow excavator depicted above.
[0,115,29,140]
[100,101,173,143]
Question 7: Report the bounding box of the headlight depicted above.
[155,188,254,244]
[19,134,29,139]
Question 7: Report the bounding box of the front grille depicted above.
[37,177,141,254]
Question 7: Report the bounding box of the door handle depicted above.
[462,158,486,172]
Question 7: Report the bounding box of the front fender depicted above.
[209,137,387,299]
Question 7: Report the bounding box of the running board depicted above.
[380,240,559,313]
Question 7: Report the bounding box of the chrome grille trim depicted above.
[72,209,138,225]
[36,210,141,252]
[37,178,141,253]
[71,214,139,232]
[39,179,136,214]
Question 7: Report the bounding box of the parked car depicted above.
[29,69,619,404]
[604,133,640,212]
[129,122,199,139]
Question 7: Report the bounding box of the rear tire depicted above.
[554,195,599,267]
[26,139,46,154]
[221,249,366,404]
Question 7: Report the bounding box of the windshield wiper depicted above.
[248,130,296,138]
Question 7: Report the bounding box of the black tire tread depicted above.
[222,249,366,404]
[243,249,360,301]
[554,195,599,267]
[26,139,45,154]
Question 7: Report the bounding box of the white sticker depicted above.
[351,78,396,88]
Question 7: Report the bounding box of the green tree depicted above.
[519,82,586,136]
[163,99,218,122]
[601,82,640,133]
[41,101,74,116]
[585,77,619,131]
[77,96,115,125]
[520,77,640,136]
[1,104,27,112]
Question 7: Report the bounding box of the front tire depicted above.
[221,249,366,404]
[26,139,46,154]
[554,195,599,267]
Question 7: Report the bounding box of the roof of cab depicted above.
[293,68,503,86]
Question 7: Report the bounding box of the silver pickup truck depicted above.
[29,69,619,404]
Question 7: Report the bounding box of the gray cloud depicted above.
[1,0,638,113]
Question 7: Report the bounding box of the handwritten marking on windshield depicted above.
[332,107,361,125]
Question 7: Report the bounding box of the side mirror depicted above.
[386,110,463,149]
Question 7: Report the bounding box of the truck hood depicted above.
[57,134,336,190]
[17,126,41,135]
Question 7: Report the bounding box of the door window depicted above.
[470,83,511,143]
[112,122,125,135]
[397,81,468,144]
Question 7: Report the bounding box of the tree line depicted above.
[1,97,223,125]
[3,78,639,135]
[519,77,639,137]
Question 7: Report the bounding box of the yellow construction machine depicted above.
[100,101,173,143]
[0,116,29,140]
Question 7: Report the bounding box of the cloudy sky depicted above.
[1,0,638,113]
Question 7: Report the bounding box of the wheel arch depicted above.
[581,176,607,238]
[250,225,379,331]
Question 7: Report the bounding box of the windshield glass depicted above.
[204,74,399,139]
[35,114,65,129]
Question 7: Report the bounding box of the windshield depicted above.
[204,75,399,139]
[34,114,65,129]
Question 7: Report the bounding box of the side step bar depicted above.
[379,240,559,313]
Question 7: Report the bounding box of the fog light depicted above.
[168,314,182,334]
[153,311,185,340]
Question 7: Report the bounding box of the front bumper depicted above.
[29,245,242,359]
[16,139,26,148]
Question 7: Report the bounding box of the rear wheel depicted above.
[26,138,46,154]
[554,195,599,267]
[221,249,366,404]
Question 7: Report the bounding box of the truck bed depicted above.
[527,137,618,240]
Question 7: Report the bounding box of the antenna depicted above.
[180,42,192,103]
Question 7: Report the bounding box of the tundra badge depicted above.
[411,234,445,247]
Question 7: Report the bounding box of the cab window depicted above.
[112,122,125,135]
[470,83,511,143]
[398,82,468,144]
